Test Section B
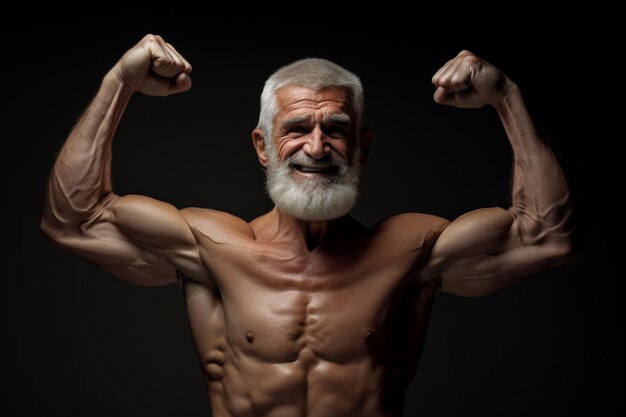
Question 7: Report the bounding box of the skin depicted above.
[41,35,577,417]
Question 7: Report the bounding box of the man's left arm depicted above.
[421,51,578,297]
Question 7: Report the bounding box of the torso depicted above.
[180,210,446,417]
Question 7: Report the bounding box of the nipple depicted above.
[246,331,254,343]
[287,329,303,341]
[365,330,373,341]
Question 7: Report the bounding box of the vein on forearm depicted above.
[45,76,132,228]
[498,86,575,242]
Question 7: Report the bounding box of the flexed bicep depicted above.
[422,51,578,297]
[423,207,572,297]
[49,194,208,286]
[41,35,205,286]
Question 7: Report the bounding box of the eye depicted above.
[324,127,348,138]
[288,126,310,134]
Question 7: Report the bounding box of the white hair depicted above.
[258,58,365,221]
[257,58,365,139]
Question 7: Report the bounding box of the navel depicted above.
[246,331,254,343]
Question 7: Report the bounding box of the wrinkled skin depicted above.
[41,35,577,416]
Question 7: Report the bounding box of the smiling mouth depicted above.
[292,164,339,175]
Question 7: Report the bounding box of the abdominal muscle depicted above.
[215,345,387,417]
[182,274,435,417]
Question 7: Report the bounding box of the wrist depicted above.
[93,70,135,110]
[103,67,137,95]
[494,80,521,114]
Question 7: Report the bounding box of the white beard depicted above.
[265,147,361,221]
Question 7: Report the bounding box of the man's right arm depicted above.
[41,35,209,286]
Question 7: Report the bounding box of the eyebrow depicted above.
[324,113,351,126]
[280,116,311,131]
[280,113,352,131]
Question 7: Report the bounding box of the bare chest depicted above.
[211,246,427,364]
[186,215,442,363]
[227,290,384,365]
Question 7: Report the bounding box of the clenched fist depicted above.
[432,50,514,108]
[109,34,192,96]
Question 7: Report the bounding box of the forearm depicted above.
[43,73,133,231]
[497,83,575,242]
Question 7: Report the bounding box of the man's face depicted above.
[258,86,362,221]
[272,85,357,165]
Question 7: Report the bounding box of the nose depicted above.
[302,126,330,160]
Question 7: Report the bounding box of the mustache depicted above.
[284,150,348,168]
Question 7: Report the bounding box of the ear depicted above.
[357,127,373,165]
[252,128,269,167]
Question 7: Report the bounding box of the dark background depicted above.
[2,11,621,417]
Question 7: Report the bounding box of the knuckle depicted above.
[450,76,466,87]
[439,77,452,88]
[143,34,158,43]
[463,55,479,66]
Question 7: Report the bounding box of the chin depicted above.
[265,151,361,221]
[268,179,358,221]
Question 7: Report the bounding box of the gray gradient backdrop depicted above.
[2,11,621,417]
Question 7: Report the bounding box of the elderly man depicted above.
[41,35,577,417]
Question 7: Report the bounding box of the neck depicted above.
[266,207,353,250]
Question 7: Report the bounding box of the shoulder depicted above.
[372,213,450,249]
[374,212,450,235]
[180,207,255,243]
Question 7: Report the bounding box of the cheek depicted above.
[330,140,352,162]
[276,139,301,161]
[275,137,355,162]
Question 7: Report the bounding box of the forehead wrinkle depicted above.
[275,87,352,133]
[278,86,350,111]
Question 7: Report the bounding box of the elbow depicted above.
[516,202,582,267]
[40,215,66,243]
[546,223,583,268]
[552,237,581,267]
[40,214,81,245]
[40,215,56,239]
[41,196,113,242]
[556,210,584,266]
